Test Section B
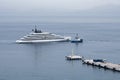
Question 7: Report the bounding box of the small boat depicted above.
[65,50,83,60]
[93,59,106,63]
[71,34,83,43]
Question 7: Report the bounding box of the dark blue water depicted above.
[0,23,120,80]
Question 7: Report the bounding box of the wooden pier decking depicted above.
[82,59,120,72]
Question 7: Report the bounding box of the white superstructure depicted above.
[16,28,71,43]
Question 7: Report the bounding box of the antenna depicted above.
[35,25,37,33]
[72,49,74,56]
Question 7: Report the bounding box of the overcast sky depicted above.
[0,0,120,11]
[0,0,120,18]
[0,0,120,23]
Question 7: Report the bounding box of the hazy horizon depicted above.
[0,0,120,23]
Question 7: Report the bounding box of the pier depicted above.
[82,59,120,72]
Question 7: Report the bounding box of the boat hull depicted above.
[71,39,83,43]
[66,57,82,60]
[65,56,82,60]
[16,38,70,44]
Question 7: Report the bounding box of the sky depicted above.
[0,0,120,13]
[0,0,120,23]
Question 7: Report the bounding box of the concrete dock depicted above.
[83,59,120,72]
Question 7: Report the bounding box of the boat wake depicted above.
[0,40,15,44]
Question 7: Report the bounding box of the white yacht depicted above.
[16,28,71,43]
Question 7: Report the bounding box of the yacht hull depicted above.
[16,39,70,44]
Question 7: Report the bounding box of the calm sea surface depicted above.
[0,23,120,80]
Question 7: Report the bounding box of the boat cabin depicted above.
[32,27,42,33]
